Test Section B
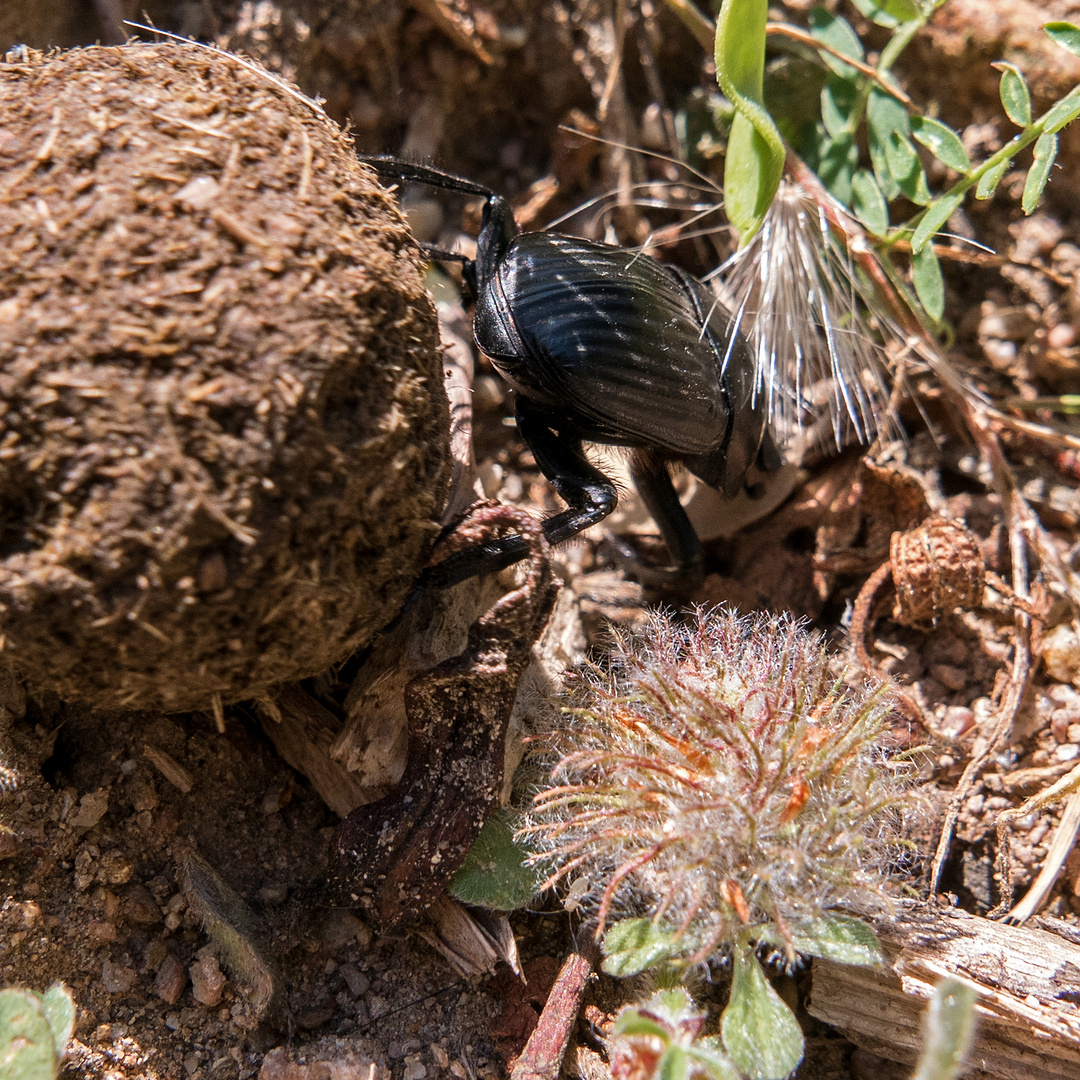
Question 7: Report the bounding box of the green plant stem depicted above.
[888,86,1080,245]
[767,22,915,107]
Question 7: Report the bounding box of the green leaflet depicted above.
[721,944,804,1080]
[992,62,1031,126]
[1044,21,1080,58]
[911,191,965,254]
[1022,131,1058,213]
[448,810,542,911]
[912,244,945,322]
[911,978,977,1080]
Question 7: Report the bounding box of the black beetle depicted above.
[362,157,781,588]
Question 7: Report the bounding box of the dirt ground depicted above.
[3,2,1080,1079]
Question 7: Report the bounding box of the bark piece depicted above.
[808,904,1080,1080]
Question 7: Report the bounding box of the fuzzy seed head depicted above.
[521,608,915,960]
[720,181,896,451]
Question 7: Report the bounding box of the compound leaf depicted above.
[848,0,920,28]
[867,85,911,198]
[885,131,932,204]
[1042,85,1080,134]
[821,72,859,137]
[808,8,864,76]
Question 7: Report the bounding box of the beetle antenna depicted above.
[417,244,470,264]
[556,124,722,196]
[357,155,497,200]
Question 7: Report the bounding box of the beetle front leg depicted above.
[421,404,616,588]
[515,399,618,547]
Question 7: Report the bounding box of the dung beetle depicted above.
[362,157,781,588]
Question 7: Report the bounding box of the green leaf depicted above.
[808,8,864,76]
[911,978,977,1080]
[1045,21,1080,57]
[911,116,971,172]
[1042,85,1080,134]
[613,1012,679,1040]
[657,1047,691,1080]
[760,914,885,967]
[851,170,890,235]
[911,191,965,253]
[817,131,858,205]
[37,987,74,1063]
[447,811,542,911]
[848,0,921,28]
[1022,131,1058,213]
[687,1039,743,1080]
[992,62,1031,126]
[975,158,1011,200]
[912,244,945,322]
[716,0,785,243]
[0,989,58,1080]
[602,918,688,976]
[721,945,804,1080]
[867,85,911,199]
[821,73,859,137]
[885,131,932,204]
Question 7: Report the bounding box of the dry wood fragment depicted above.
[807,904,1080,1080]
[255,686,372,817]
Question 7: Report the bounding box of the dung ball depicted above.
[0,43,450,712]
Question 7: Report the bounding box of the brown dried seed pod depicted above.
[0,43,449,712]
[890,519,985,627]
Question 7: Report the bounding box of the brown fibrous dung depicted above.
[0,43,450,712]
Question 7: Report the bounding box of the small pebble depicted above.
[1052,712,1071,743]
[123,884,163,925]
[190,955,226,1007]
[940,706,975,740]
[403,1057,427,1080]
[1044,624,1080,684]
[318,910,371,951]
[339,964,370,998]
[101,959,137,994]
[1057,743,1080,763]
[155,954,187,1005]
[930,663,968,692]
